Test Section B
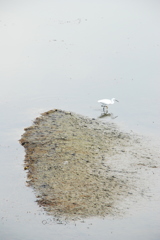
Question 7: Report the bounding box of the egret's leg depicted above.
[102,106,107,112]
[105,106,108,113]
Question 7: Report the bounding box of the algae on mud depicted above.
[20,109,159,220]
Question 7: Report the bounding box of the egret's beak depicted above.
[116,100,119,102]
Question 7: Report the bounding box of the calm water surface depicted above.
[0,1,160,239]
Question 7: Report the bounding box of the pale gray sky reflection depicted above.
[0,1,160,135]
[0,1,160,240]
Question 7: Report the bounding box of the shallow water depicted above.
[0,1,160,239]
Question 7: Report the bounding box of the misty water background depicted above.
[0,1,160,240]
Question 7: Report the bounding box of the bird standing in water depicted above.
[98,98,119,112]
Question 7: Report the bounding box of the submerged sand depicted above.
[20,109,159,221]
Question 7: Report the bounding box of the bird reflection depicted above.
[98,111,118,119]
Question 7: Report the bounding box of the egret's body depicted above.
[98,98,119,112]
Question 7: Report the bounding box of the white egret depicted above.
[98,98,119,112]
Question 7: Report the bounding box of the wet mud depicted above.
[20,109,159,221]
